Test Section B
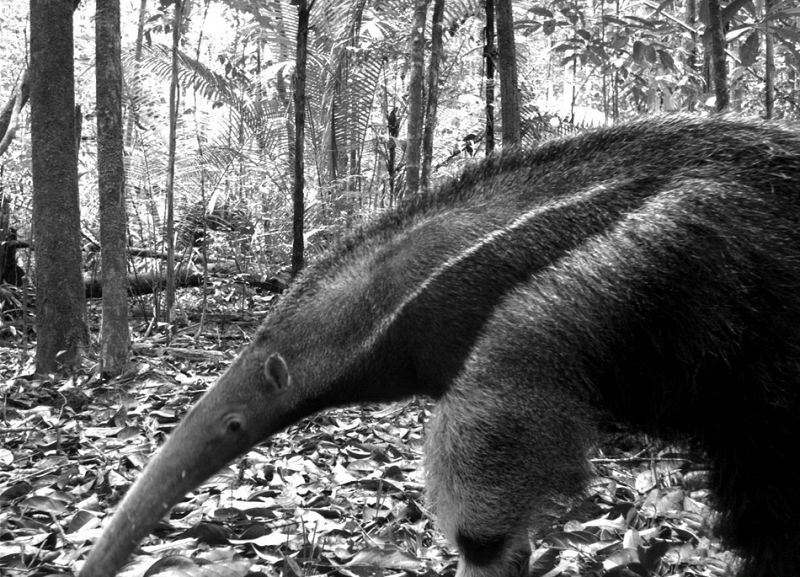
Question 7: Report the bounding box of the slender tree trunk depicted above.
[684,0,698,111]
[0,70,29,157]
[484,0,496,155]
[495,0,520,146]
[271,3,296,171]
[165,0,183,333]
[30,0,87,373]
[96,0,130,377]
[764,0,775,119]
[612,0,620,120]
[124,0,148,149]
[292,0,312,277]
[328,97,340,183]
[420,0,445,192]
[706,0,729,112]
[386,106,399,206]
[404,0,429,196]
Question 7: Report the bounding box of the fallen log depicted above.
[83,267,287,298]
[84,269,201,298]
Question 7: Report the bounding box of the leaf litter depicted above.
[0,325,735,577]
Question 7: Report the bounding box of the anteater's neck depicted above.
[266,174,666,417]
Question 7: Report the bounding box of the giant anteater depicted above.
[81,116,800,577]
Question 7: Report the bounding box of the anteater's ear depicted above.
[265,353,290,390]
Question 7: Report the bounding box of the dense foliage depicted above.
[1,0,798,284]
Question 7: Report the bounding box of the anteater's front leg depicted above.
[425,321,597,577]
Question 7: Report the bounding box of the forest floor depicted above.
[0,287,735,577]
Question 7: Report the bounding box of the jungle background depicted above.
[1,0,798,575]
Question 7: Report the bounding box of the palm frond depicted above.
[127,43,246,105]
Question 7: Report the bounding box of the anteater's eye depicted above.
[224,414,245,434]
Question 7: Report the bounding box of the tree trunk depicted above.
[292,0,312,278]
[30,0,87,373]
[420,0,445,192]
[763,0,775,119]
[165,0,183,333]
[2,3,80,158]
[706,0,729,112]
[684,0,698,111]
[483,0,496,155]
[404,0,429,196]
[273,4,296,173]
[124,0,148,149]
[96,0,130,377]
[0,70,29,158]
[495,0,520,146]
[386,107,399,207]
